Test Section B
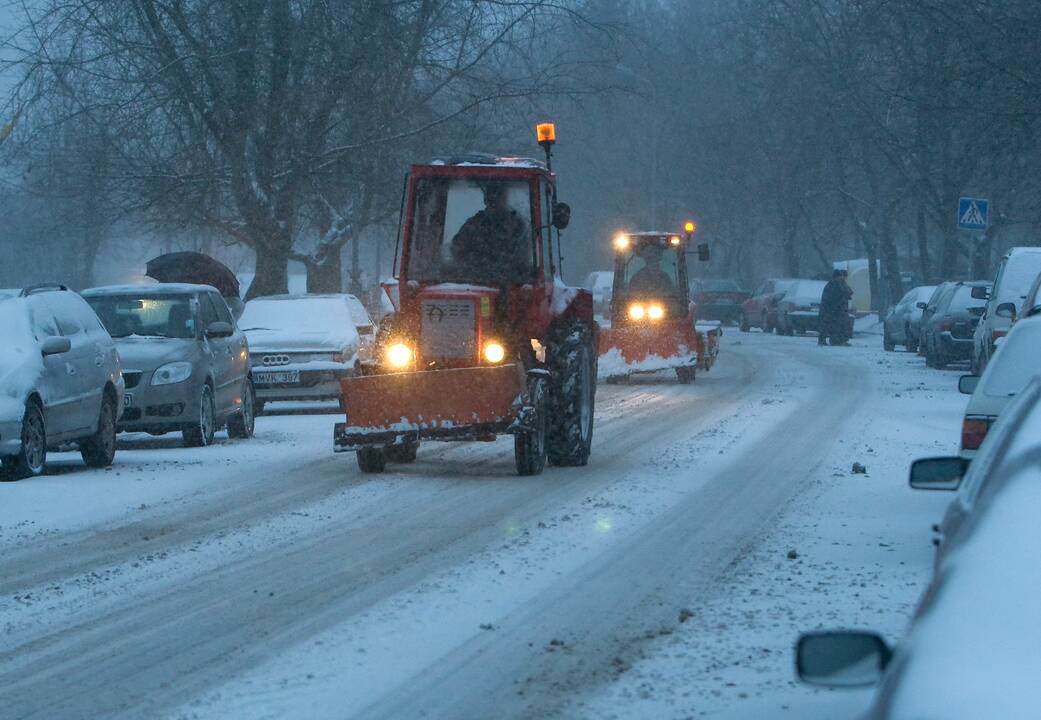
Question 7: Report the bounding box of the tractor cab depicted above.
[610,232,691,326]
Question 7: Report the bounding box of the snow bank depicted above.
[0,298,42,421]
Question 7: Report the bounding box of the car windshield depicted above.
[618,241,683,297]
[239,298,349,332]
[85,295,195,339]
[406,177,534,285]
[982,325,1041,397]
[787,281,826,302]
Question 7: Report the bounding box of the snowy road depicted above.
[0,332,960,719]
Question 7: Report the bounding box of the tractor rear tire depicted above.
[515,377,548,476]
[547,319,596,467]
[357,447,386,473]
[386,440,419,463]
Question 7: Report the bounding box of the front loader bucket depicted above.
[334,364,525,450]
[598,324,699,378]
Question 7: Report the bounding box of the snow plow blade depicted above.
[334,364,525,450]
[598,321,720,377]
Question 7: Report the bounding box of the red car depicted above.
[740,278,798,333]
[690,278,750,325]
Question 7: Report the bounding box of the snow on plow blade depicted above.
[334,364,525,450]
[598,324,698,377]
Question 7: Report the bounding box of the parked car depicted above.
[970,247,1041,374]
[0,285,123,478]
[796,378,1041,718]
[774,279,826,335]
[919,280,988,369]
[344,294,377,370]
[1016,269,1041,322]
[83,284,254,446]
[954,315,1041,458]
[690,278,749,324]
[883,285,936,352]
[238,294,361,412]
[739,278,798,332]
[582,271,614,320]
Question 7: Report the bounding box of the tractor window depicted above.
[618,242,681,297]
[407,177,534,284]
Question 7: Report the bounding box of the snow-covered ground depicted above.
[0,329,967,719]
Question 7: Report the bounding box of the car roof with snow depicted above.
[82,283,220,296]
[427,153,547,169]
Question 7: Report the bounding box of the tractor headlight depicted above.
[385,342,413,368]
[483,341,506,364]
[628,303,646,320]
[648,304,665,320]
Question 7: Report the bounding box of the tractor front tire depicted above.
[515,377,548,476]
[357,447,387,473]
[547,320,596,467]
[386,440,419,463]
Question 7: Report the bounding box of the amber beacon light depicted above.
[684,220,697,235]
[536,122,556,144]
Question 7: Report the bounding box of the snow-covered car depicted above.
[883,285,936,352]
[1017,269,1041,321]
[239,294,361,411]
[582,270,614,320]
[344,294,377,369]
[955,315,1041,458]
[689,278,749,324]
[83,284,255,446]
[0,285,123,478]
[919,280,988,369]
[970,246,1041,373]
[774,279,826,335]
[797,377,1041,718]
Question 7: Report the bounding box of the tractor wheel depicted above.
[547,319,596,467]
[357,447,387,473]
[676,366,695,384]
[515,377,548,476]
[386,439,419,463]
[739,312,750,332]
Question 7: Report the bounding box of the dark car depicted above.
[883,285,936,352]
[919,280,989,369]
[775,279,827,335]
[690,279,749,324]
[739,278,798,333]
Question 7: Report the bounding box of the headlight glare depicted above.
[648,304,665,320]
[628,303,646,320]
[151,361,193,386]
[483,342,506,364]
[385,342,413,368]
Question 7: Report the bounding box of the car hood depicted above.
[113,336,198,370]
[245,328,356,354]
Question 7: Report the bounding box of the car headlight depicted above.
[151,361,193,386]
[385,342,413,368]
[648,304,665,320]
[483,341,506,364]
[629,303,646,320]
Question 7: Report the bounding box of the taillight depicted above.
[991,330,1007,343]
[961,417,991,450]
[939,319,953,332]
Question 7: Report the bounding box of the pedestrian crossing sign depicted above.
[958,197,989,230]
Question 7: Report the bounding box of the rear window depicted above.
[982,325,1041,397]
[996,252,1041,305]
[948,285,983,312]
[788,281,826,301]
[240,297,352,332]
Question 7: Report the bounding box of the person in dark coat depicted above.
[628,244,676,296]
[450,183,532,283]
[819,269,853,345]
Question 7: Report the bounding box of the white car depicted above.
[582,271,614,320]
[239,294,361,411]
[970,246,1041,373]
[797,376,1041,718]
[0,285,124,478]
[957,316,1041,458]
[344,294,377,369]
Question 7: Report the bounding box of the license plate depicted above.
[254,370,300,385]
[124,393,133,407]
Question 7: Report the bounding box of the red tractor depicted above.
[334,124,598,476]
[598,226,720,383]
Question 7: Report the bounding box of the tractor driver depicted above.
[628,244,676,296]
[450,182,532,283]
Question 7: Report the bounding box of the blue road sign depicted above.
[958,197,989,230]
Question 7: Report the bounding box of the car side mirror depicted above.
[697,243,710,262]
[970,285,990,300]
[552,202,571,230]
[909,456,968,491]
[41,335,72,356]
[206,321,234,338]
[916,302,928,310]
[995,302,1017,320]
[967,306,985,317]
[796,631,892,688]
[958,375,980,394]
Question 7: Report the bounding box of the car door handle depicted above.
[65,363,77,375]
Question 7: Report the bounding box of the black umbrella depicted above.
[145,252,240,298]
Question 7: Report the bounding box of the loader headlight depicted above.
[628,303,646,320]
[614,234,630,251]
[483,341,506,364]
[385,342,413,368]
[648,304,665,320]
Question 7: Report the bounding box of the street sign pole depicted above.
[958,197,989,278]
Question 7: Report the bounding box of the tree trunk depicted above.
[306,252,342,294]
[247,241,290,300]
[916,201,930,283]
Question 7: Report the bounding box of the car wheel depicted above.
[761,312,770,332]
[254,399,266,416]
[883,329,895,351]
[905,325,918,353]
[739,312,750,332]
[3,400,47,480]
[183,384,216,447]
[227,379,256,439]
[80,393,117,468]
[357,447,386,473]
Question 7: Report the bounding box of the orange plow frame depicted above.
[598,320,720,375]
[334,364,526,451]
